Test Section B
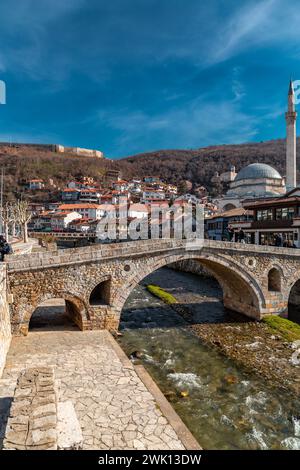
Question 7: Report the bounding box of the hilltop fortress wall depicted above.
[0,142,104,158]
[54,145,104,158]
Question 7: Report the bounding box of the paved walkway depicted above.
[0,330,186,450]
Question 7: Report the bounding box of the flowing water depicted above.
[118,268,300,450]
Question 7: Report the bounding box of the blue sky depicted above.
[0,0,299,158]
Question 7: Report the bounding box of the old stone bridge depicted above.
[5,239,300,336]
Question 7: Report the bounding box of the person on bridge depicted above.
[275,233,283,247]
[225,226,234,241]
[238,228,245,244]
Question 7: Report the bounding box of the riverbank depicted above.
[118,274,300,449]
[144,268,300,397]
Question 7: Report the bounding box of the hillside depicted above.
[119,139,291,187]
[0,138,295,200]
[0,144,112,201]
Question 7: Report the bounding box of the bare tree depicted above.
[15,200,32,243]
[0,202,15,241]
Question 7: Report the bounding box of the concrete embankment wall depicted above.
[0,265,11,377]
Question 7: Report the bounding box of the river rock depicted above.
[224,375,238,385]
[130,350,143,359]
[164,391,177,402]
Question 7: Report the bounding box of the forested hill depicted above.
[119,139,291,186]
[0,138,295,199]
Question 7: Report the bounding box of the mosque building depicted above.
[214,80,297,212]
[218,80,300,247]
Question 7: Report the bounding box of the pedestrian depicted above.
[227,226,234,242]
[0,235,7,261]
[0,235,13,261]
[275,234,282,247]
[238,228,245,244]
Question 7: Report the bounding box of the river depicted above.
[118,267,300,450]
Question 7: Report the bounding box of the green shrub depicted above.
[146,284,178,305]
[262,315,300,342]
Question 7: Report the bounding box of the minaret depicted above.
[285,79,297,190]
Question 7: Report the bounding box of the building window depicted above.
[257,209,273,221]
[275,207,295,220]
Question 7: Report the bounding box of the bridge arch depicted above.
[88,276,111,306]
[287,278,300,323]
[111,252,265,326]
[14,291,90,336]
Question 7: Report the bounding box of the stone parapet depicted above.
[7,239,300,274]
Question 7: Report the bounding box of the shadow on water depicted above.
[120,303,252,330]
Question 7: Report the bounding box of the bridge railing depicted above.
[6,238,300,272]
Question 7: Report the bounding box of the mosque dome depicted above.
[234,163,282,182]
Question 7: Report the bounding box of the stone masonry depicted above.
[0,266,11,376]
[6,239,300,336]
[3,367,57,450]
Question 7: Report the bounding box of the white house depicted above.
[58,204,105,220]
[28,179,45,190]
[112,180,129,192]
[79,188,102,204]
[68,218,93,232]
[128,203,149,219]
[50,211,82,231]
[142,189,166,202]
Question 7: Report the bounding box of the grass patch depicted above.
[146,284,178,305]
[262,315,300,342]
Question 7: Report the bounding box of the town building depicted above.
[68,218,94,233]
[58,204,105,220]
[105,169,122,182]
[61,188,80,202]
[205,207,253,241]
[214,163,286,211]
[142,188,166,202]
[27,179,45,190]
[232,189,300,247]
[50,211,82,232]
[79,189,102,204]
[112,180,129,192]
[143,176,161,184]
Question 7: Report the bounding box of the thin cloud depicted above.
[96,95,259,157]
[208,0,300,65]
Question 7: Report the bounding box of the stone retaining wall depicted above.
[0,265,11,377]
